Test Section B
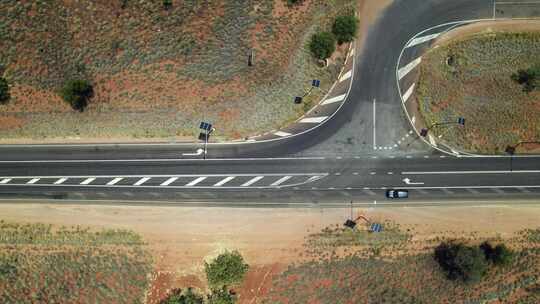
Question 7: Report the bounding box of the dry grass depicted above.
[416,31,540,154]
[0,0,355,141]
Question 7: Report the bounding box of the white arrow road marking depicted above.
[27,178,40,184]
[182,148,204,156]
[322,94,347,105]
[54,178,67,185]
[80,177,95,185]
[398,57,422,80]
[299,116,327,123]
[339,70,352,82]
[0,178,12,184]
[186,176,207,186]
[402,178,424,185]
[402,83,416,103]
[213,176,235,187]
[241,176,264,187]
[406,33,441,48]
[134,177,151,186]
[107,177,123,185]
[271,176,293,186]
[274,131,291,137]
[160,177,178,186]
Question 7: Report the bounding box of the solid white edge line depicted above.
[373,98,376,150]
[0,173,326,179]
[0,157,327,164]
[402,170,540,174]
[186,176,207,186]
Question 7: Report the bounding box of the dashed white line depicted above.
[322,94,347,105]
[80,177,96,185]
[398,57,422,80]
[161,177,179,186]
[54,178,67,185]
[241,176,264,187]
[271,176,292,187]
[214,176,235,187]
[107,177,123,185]
[27,178,40,184]
[299,116,327,123]
[186,176,207,186]
[134,177,151,186]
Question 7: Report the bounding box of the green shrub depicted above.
[480,242,514,266]
[0,77,10,105]
[207,288,236,304]
[286,0,302,6]
[332,15,358,44]
[160,288,203,304]
[60,79,93,112]
[309,32,336,60]
[434,242,488,283]
[511,66,540,92]
[163,0,172,10]
[205,251,249,289]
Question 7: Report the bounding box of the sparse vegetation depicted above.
[159,288,204,304]
[205,251,249,290]
[0,77,9,104]
[512,66,540,92]
[309,32,336,60]
[60,79,93,112]
[207,288,236,304]
[332,15,358,44]
[162,0,172,10]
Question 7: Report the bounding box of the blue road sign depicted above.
[200,122,212,131]
[312,79,321,87]
[457,117,465,126]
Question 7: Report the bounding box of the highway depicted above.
[1,0,539,205]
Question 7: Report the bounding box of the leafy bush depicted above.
[434,242,488,283]
[207,288,236,304]
[511,66,540,92]
[286,0,302,6]
[0,77,10,104]
[205,251,249,289]
[160,288,203,304]
[332,15,358,44]
[60,79,93,111]
[163,0,172,10]
[309,32,336,60]
[480,242,514,266]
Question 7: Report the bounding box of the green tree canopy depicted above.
[205,251,249,289]
[332,15,358,44]
[160,288,203,304]
[480,242,514,266]
[0,77,10,104]
[434,242,488,283]
[309,32,336,60]
[60,79,93,111]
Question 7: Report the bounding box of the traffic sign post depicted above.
[199,121,215,160]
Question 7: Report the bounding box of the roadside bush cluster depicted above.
[0,77,10,105]
[511,66,540,93]
[161,251,248,304]
[286,0,303,6]
[309,14,358,60]
[60,79,93,112]
[434,241,514,283]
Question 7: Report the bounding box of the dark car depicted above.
[386,189,409,199]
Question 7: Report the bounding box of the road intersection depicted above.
[1,0,539,205]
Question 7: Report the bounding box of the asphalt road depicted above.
[0,0,539,205]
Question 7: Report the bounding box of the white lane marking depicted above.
[402,83,416,103]
[54,178,67,185]
[322,94,347,105]
[107,177,123,185]
[80,178,95,185]
[161,177,178,186]
[339,70,352,82]
[402,170,540,175]
[349,48,354,58]
[373,98,376,150]
[214,176,235,187]
[428,134,437,147]
[398,57,422,80]
[274,131,291,137]
[363,189,376,195]
[134,177,151,186]
[271,176,292,186]
[186,176,207,186]
[241,176,264,187]
[411,116,416,124]
[0,157,326,164]
[27,178,40,184]
[406,33,441,48]
[0,178,12,184]
[299,116,327,123]
[402,177,424,185]
[305,175,323,183]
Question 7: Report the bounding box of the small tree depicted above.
[434,242,488,283]
[207,288,236,304]
[511,66,540,93]
[309,32,336,60]
[286,0,302,6]
[205,251,249,289]
[332,15,358,44]
[0,77,10,104]
[60,79,93,111]
[481,242,514,266]
[160,288,203,304]
[163,0,172,10]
